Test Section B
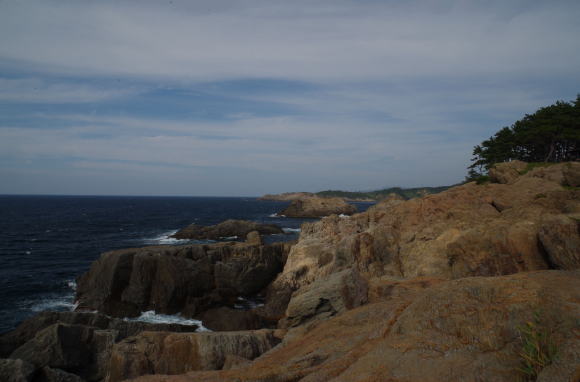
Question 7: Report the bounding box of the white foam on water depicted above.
[67,280,77,290]
[143,230,189,245]
[268,213,278,217]
[282,227,301,233]
[127,310,211,332]
[339,214,350,218]
[220,236,238,240]
[29,297,77,313]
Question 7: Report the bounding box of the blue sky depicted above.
[1,0,579,196]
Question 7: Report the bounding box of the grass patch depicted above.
[516,312,558,381]
[518,162,558,176]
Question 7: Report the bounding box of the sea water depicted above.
[0,195,372,333]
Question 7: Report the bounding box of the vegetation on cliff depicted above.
[468,95,580,179]
[316,186,451,200]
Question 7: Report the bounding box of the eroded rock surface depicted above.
[171,219,283,240]
[131,271,580,382]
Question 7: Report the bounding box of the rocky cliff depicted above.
[2,162,579,382]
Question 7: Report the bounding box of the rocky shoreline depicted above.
[1,161,579,381]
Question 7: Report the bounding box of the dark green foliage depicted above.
[469,95,580,177]
[516,312,558,381]
[316,185,451,200]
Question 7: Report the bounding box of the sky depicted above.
[0,0,579,196]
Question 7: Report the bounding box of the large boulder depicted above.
[538,214,580,269]
[281,269,368,328]
[279,196,357,218]
[0,311,198,358]
[171,219,283,240]
[108,329,280,381]
[75,241,293,319]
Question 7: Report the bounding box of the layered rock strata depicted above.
[75,240,293,319]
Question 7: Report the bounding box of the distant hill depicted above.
[260,186,453,202]
[316,186,452,201]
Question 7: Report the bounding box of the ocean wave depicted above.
[282,227,301,233]
[127,310,211,332]
[142,230,189,245]
[268,213,278,217]
[28,297,77,313]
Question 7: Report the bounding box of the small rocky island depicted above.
[171,219,284,240]
[278,195,357,218]
[1,161,579,382]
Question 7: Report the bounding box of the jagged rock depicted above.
[171,219,283,240]
[539,214,580,269]
[75,241,292,318]
[195,307,272,331]
[107,329,280,381]
[281,269,368,328]
[488,160,528,184]
[0,358,36,382]
[0,311,198,358]
[279,196,357,218]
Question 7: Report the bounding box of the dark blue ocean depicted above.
[0,195,371,333]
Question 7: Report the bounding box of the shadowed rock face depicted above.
[0,311,198,359]
[279,196,357,218]
[171,219,283,240]
[75,241,293,319]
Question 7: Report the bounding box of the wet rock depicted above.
[171,219,283,240]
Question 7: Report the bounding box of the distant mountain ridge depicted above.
[260,185,452,202]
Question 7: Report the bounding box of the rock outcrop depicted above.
[108,329,280,381]
[75,240,293,319]
[0,311,198,359]
[279,196,357,218]
[171,219,283,240]
[130,271,580,382]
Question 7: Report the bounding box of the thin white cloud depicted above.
[0,0,578,81]
[0,78,140,103]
